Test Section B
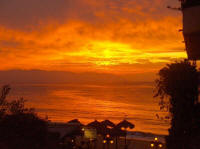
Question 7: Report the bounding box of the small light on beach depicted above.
[106,134,110,138]
[103,140,107,144]
[159,144,163,148]
[154,137,158,141]
[151,143,154,147]
[121,127,125,130]
[110,140,114,144]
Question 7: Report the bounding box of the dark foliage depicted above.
[154,60,200,149]
[0,113,48,149]
[0,85,10,117]
[0,85,60,149]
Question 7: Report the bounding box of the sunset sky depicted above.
[0,0,186,78]
[0,0,187,134]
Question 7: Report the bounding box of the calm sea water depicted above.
[5,83,169,135]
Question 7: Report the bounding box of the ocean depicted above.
[4,83,169,135]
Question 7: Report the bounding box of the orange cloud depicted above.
[0,0,186,74]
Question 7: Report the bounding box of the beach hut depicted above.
[180,0,200,60]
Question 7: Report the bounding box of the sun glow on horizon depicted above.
[66,41,140,66]
[62,40,187,67]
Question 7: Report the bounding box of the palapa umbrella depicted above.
[110,127,126,149]
[116,120,134,129]
[101,120,115,128]
[101,120,115,137]
[66,119,84,137]
[111,127,126,137]
[87,120,104,134]
[116,120,135,149]
[87,120,102,128]
[67,119,83,126]
[87,120,112,136]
